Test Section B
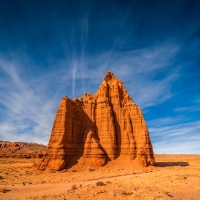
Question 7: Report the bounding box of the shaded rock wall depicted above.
[35,72,155,170]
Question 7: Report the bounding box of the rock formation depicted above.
[35,72,155,170]
[0,141,45,158]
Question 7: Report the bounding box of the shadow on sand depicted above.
[156,161,189,167]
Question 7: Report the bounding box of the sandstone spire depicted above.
[34,71,155,170]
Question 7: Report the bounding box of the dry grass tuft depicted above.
[96,181,106,186]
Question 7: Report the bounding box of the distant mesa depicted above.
[34,71,155,171]
[0,141,46,158]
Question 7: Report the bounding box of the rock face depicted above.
[35,72,155,170]
[0,141,46,158]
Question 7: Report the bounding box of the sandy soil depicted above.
[0,154,200,200]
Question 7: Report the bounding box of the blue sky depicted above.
[0,0,200,153]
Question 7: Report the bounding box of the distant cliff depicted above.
[0,140,46,158]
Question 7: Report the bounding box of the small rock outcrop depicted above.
[35,72,155,170]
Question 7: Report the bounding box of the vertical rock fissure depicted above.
[108,84,119,158]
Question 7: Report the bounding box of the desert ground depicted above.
[0,154,200,200]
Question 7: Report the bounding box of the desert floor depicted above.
[0,154,200,200]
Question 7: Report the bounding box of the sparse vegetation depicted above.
[0,188,10,193]
[164,191,173,197]
[110,192,116,196]
[71,184,76,190]
[96,181,106,186]
[115,188,127,195]
[88,167,94,172]
[114,188,133,196]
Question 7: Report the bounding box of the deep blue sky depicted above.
[0,0,200,153]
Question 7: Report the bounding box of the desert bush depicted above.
[119,189,127,195]
[71,184,76,190]
[88,167,94,172]
[115,188,129,195]
[110,192,116,196]
[0,188,9,193]
[96,181,105,186]
[164,191,173,197]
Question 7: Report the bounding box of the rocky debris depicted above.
[0,141,46,158]
[35,71,155,171]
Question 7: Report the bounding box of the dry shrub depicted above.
[114,188,133,196]
[96,181,106,186]
[164,191,173,197]
[71,184,76,190]
[110,192,116,196]
[0,188,10,193]
[88,168,94,172]
[119,189,127,195]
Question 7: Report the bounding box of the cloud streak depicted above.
[149,117,200,153]
[0,56,65,144]
[72,60,77,98]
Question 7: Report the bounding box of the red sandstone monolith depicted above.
[34,72,155,170]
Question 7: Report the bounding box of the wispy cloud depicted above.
[80,13,89,92]
[0,40,183,145]
[72,60,77,98]
[0,56,69,144]
[154,140,200,154]
[174,106,200,112]
[149,117,200,154]
[76,42,180,108]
